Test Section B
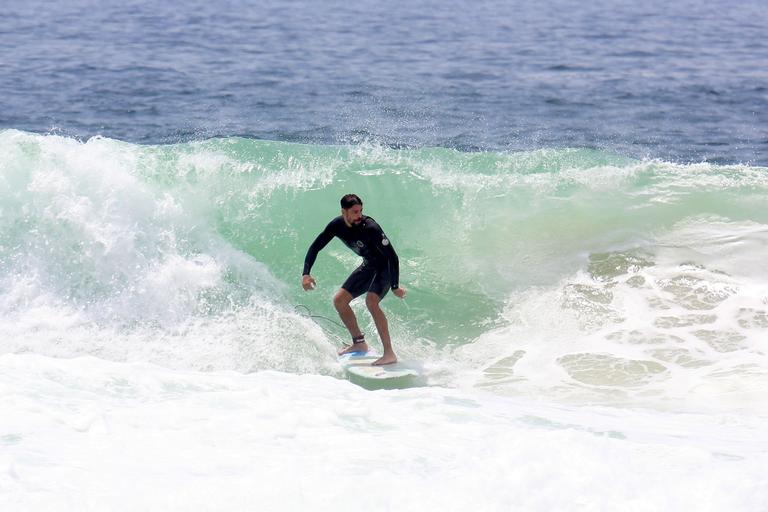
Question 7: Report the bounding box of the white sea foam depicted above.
[1,353,766,511]
[450,218,768,413]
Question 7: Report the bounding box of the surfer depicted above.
[302,194,406,366]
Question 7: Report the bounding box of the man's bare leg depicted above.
[366,292,397,366]
[334,289,369,355]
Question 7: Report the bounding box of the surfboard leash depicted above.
[294,304,349,347]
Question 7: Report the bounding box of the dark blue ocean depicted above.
[2,0,766,163]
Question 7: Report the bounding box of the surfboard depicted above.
[338,351,421,390]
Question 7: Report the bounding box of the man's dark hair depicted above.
[340,194,363,209]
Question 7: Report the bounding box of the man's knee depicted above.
[334,290,352,311]
[365,293,381,311]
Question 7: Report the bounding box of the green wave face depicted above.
[2,131,767,333]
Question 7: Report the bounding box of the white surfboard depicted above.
[338,351,421,390]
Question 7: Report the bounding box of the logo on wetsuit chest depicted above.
[356,240,365,248]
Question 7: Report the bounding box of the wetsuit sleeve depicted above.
[303,220,336,275]
[384,241,400,290]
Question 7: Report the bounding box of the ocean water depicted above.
[2,0,766,163]
[2,1,768,510]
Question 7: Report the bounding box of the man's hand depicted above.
[393,287,406,299]
[302,275,316,291]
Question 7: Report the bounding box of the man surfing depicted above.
[302,194,406,366]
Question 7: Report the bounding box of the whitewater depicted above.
[2,129,768,510]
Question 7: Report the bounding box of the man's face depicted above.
[342,204,363,226]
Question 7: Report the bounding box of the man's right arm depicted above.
[303,220,337,276]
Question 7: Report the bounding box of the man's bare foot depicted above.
[372,352,397,366]
[338,342,369,355]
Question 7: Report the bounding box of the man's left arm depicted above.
[370,222,405,298]
[382,239,400,291]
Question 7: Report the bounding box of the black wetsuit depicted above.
[303,215,400,299]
